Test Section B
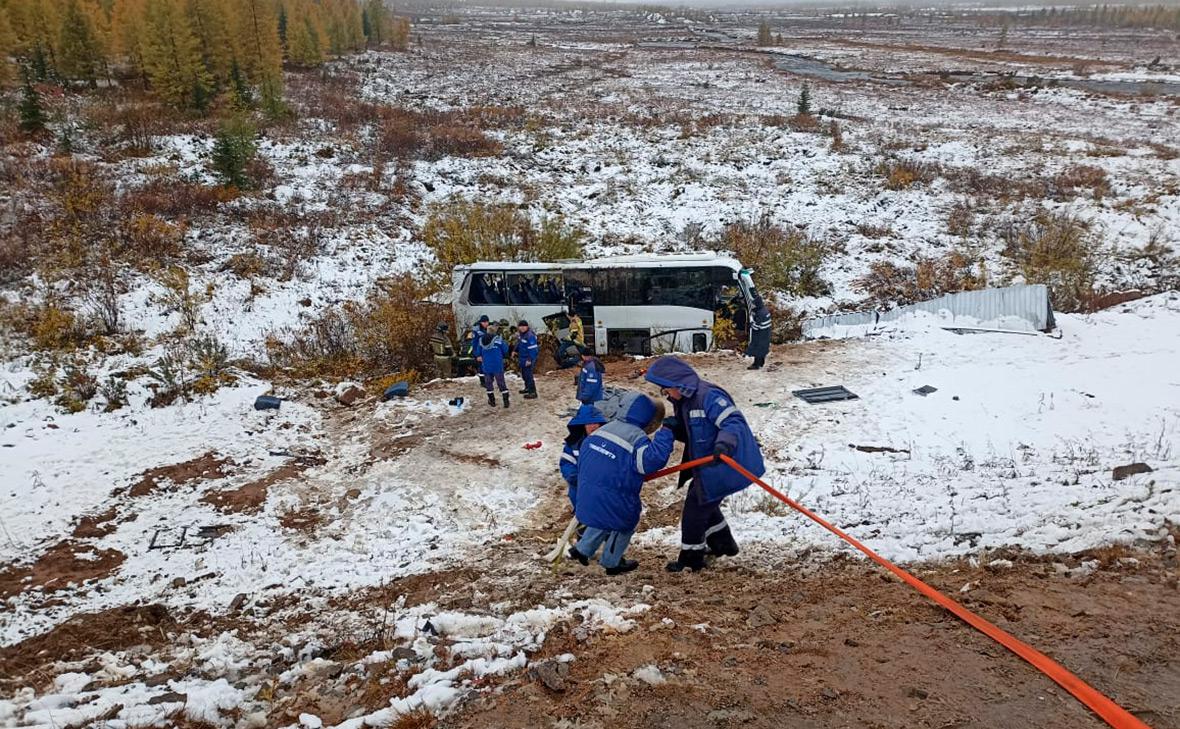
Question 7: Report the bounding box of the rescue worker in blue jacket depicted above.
[576,346,605,404]
[746,295,772,370]
[516,320,540,399]
[644,356,766,572]
[569,393,673,575]
[479,323,511,408]
[472,315,490,388]
[560,404,607,509]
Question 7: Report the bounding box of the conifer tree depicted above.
[210,113,257,188]
[112,0,149,85]
[0,11,16,84]
[233,0,284,116]
[184,0,234,82]
[797,81,811,116]
[141,0,211,109]
[756,20,772,46]
[19,71,47,133]
[58,0,103,87]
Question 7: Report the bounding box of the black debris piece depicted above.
[913,385,938,396]
[792,386,858,404]
[254,395,282,411]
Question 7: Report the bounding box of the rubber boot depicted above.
[502,392,510,408]
[487,392,496,407]
[605,559,639,576]
[524,389,538,400]
[665,550,707,573]
[706,525,740,558]
[568,546,589,566]
[519,387,530,394]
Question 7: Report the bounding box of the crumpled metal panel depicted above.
[803,284,1055,338]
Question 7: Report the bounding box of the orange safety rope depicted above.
[643,452,1151,729]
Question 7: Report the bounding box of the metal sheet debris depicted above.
[792,386,859,404]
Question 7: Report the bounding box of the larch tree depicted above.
[112,0,149,85]
[8,0,63,78]
[232,0,283,115]
[141,0,211,109]
[0,10,17,84]
[57,0,104,87]
[184,0,234,83]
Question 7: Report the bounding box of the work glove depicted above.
[712,441,732,463]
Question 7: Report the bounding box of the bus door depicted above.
[563,270,601,354]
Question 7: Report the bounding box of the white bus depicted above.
[451,254,763,356]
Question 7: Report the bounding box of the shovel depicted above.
[543,516,579,564]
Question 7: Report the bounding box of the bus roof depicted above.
[455,254,744,272]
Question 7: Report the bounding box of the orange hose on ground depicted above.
[709,453,1152,729]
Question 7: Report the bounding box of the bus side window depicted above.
[648,268,712,308]
[470,272,507,305]
[507,273,564,305]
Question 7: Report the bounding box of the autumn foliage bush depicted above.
[854,251,987,309]
[421,200,585,284]
[264,273,444,379]
[1000,211,1103,312]
[713,214,831,298]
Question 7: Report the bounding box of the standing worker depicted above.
[472,315,490,388]
[430,323,456,378]
[746,295,771,370]
[568,393,673,575]
[644,356,765,572]
[480,323,511,408]
[576,346,605,404]
[567,307,585,347]
[516,320,540,399]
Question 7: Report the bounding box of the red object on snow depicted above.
[523,441,543,450]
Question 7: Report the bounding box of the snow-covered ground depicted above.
[3,10,1180,727]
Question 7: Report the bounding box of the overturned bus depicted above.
[452,254,764,357]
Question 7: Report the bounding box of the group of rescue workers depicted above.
[441,299,772,574]
[560,356,766,575]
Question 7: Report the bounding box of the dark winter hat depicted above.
[436,322,448,332]
[518,320,529,328]
[478,315,490,324]
[481,332,495,347]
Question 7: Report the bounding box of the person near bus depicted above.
[480,323,511,408]
[567,308,585,347]
[430,323,456,378]
[644,356,765,573]
[568,393,674,575]
[471,315,490,387]
[576,346,605,404]
[516,320,539,399]
[746,295,771,370]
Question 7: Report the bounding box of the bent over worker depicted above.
[644,356,765,573]
[569,393,672,575]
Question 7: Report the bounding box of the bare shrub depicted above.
[421,200,584,283]
[123,179,235,220]
[945,200,975,238]
[100,375,129,412]
[855,222,894,239]
[854,251,987,309]
[55,360,99,413]
[86,255,122,335]
[265,273,444,379]
[375,108,502,161]
[877,158,940,190]
[1050,164,1111,200]
[152,266,212,332]
[1000,212,1102,312]
[714,214,830,297]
